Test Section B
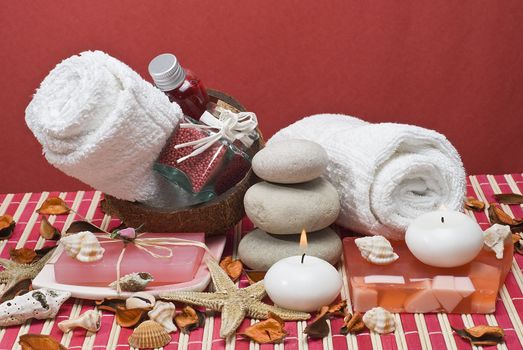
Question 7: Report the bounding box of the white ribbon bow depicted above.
[174,107,258,163]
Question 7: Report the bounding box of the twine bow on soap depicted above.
[97,227,213,294]
[175,108,258,163]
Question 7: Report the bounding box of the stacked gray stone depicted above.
[239,139,343,270]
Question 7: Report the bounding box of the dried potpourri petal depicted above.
[65,220,103,235]
[115,305,148,328]
[464,197,485,211]
[40,216,61,240]
[219,256,243,282]
[174,306,205,334]
[245,270,265,285]
[304,306,331,338]
[488,204,523,226]
[95,298,125,313]
[36,197,70,215]
[493,193,523,205]
[9,248,37,264]
[19,334,67,350]
[0,214,16,240]
[239,312,287,344]
[327,299,347,317]
[340,312,366,335]
[0,278,32,303]
[452,325,505,346]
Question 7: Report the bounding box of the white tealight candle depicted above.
[264,254,342,312]
[405,210,484,268]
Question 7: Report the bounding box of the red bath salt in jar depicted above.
[154,117,251,205]
[148,53,209,120]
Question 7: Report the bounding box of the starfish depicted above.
[160,258,310,338]
[0,247,56,298]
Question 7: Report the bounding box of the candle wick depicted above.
[301,253,306,264]
[441,217,445,223]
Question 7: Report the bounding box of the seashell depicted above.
[58,309,101,333]
[148,301,177,333]
[59,231,105,262]
[0,289,71,326]
[483,224,511,259]
[362,307,396,334]
[109,272,153,292]
[128,320,171,348]
[126,292,155,309]
[355,236,399,265]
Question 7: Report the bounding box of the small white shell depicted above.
[0,289,71,326]
[355,236,399,265]
[483,224,511,259]
[109,272,154,292]
[58,310,101,333]
[148,301,177,333]
[363,307,396,334]
[126,292,156,309]
[59,231,105,262]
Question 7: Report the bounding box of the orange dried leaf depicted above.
[10,248,37,264]
[493,193,523,205]
[95,298,125,313]
[19,334,67,350]
[174,306,205,333]
[39,216,61,240]
[36,197,70,215]
[340,313,366,334]
[0,214,16,240]
[245,270,266,285]
[239,312,287,344]
[327,299,347,316]
[115,305,147,328]
[219,256,243,282]
[488,204,521,226]
[453,325,504,346]
[464,197,485,211]
[304,312,330,339]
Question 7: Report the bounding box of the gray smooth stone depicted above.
[238,227,343,271]
[252,139,328,184]
[244,178,340,234]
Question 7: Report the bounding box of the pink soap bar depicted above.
[54,233,205,286]
[343,235,513,314]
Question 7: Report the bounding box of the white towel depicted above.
[270,114,466,240]
[25,50,182,203]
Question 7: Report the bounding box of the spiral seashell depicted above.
[126,292,155,309]
[58,309,101,333]
[362,307,396,334]
[355,235,399,265]
[148,301,177,333]
[109,272,154,292]
[59,231,105,262]
[128,320,171,348]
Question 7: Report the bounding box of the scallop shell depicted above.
[59,231,105,262]
[58,310,101,333]
[128,320,171,348]
[148,301,177,333]
[362,307,396,334]
[109,272,153,292]
[0,289,71,326]
[126,292,155,309]
[483,224,511,259]
[355,236,399,265]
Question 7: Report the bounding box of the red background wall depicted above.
[1,1,522,194]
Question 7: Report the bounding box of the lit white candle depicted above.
[264,230,342,312]
[405,210,484,267]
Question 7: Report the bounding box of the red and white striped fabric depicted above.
[0,173,522,350]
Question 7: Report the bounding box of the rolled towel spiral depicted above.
[25,51,182,203]
[269,114,466,240]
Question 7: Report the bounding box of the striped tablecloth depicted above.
[0,173,523,350]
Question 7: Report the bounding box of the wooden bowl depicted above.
[101,89,262,235]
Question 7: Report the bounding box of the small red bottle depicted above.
[148,53,209,120]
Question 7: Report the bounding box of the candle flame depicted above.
[300,229,308,250]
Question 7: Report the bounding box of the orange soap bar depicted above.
[343,236,512,314]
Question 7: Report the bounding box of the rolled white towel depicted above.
[25,51,183,203]
[270,114,466,240]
